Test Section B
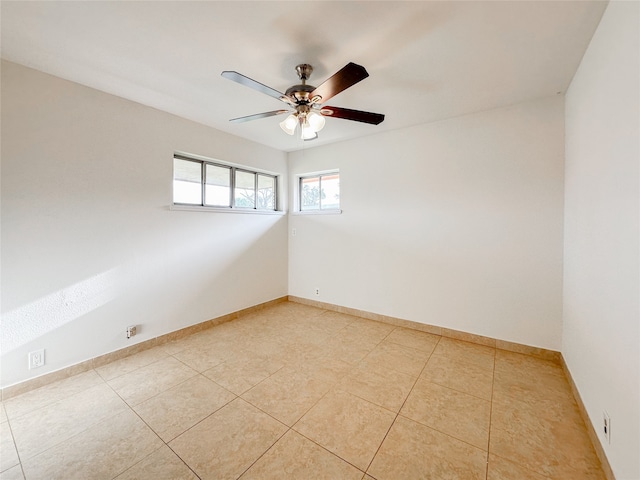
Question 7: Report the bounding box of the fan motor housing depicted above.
[285,84,315,103]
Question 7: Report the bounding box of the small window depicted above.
[173,158,202,205]
[234,170,256,208]
[205,164,231,207]
[257,174,276,210]
[299,172,340,211]
[173,155,278,211]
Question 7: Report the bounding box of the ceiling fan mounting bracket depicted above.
[295,64,313,82]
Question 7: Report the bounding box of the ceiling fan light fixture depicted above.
[300,123,317,140]
[307,110,326,132]
[280,114,297,135]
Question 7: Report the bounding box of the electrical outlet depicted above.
[126,325,137,339]
[314,287,320,296]
[28,349,45,369]
[292,228,297,237]
[603,411,611,444]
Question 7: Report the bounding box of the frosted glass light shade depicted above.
[280,114,297,135]
[301,124,317,140]
[307,111,326,132]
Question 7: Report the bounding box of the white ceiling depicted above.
[1,1,607,152]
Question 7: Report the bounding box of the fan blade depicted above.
[230,110,290,123]
[320,106,385,125]
[310,63,369,104]
[221,71,293,104]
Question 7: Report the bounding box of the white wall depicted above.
[1,61,288,388]
[289,96,565,350]
[563,2,640,478]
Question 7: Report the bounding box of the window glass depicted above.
[299,172,340,211]
[173,158,202,205]
[321,174,340,210]
[234,170,256,208]
[257,174,275,210]
[205,164,231,207]
[300,176,321,211]
[173,155,277,211]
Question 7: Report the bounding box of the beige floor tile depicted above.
[95,347,169,381]
[203,354,285,395]
[421,354,494,400]
[133,375,235,442]
[11,383,128,460]
[289,331,334,351]
[3,370,104,419]
[322,335,378,365]
[487,454,549,480]
[21,409,162,480]
[383,327,440,353]
[115,445,198,480]
[300,357,354,384]
[241,367,335,426]
[334,364,416,412]
[340,319,395,344]
[368,415,487,480]
[107,356,198,406]
[240,429,363,480]
[294,391,396,471]
[362,342,430,377]
[493,364,573,406]
[159,334,202,355]
[277,342,328,366]
[494,350,564,378]
[432,337,495,370]
[0,404,7,424]
[171,342,235,372]
[169,398,287,480]
[0,465,24,480]
[0,422,19,472]
[491,386,582,427]
[490,397,604,479]
[315,311,359,334]
[400,379,491,450]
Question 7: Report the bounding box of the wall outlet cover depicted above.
[28,349,45,369]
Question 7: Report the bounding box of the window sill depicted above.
[170,205,286,215]
[291,209,342,216]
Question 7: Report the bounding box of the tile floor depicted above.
[0,302,605,480]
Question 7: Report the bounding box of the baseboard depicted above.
[560,356,616,480]
[288,295,562,363]
[0,296,288,401]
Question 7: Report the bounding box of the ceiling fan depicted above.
[221,62,385,141]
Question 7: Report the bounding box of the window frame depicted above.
[172,154,280,213]
[295,170,341,214]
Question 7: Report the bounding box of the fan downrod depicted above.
[286,64,317,103]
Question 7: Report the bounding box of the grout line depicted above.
[292,428,367,476]
[362,334,442,475]
[485,346,497,479]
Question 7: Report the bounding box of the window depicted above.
[173,155,278,211]
[299,172,340,212]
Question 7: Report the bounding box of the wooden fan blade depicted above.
[230,110,290,123]
[321,106,385,125]
[221,71,294,104]
[310,63,369,104]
